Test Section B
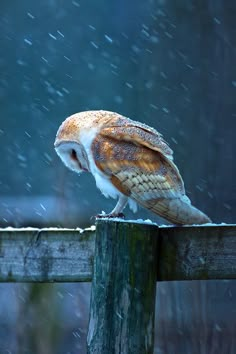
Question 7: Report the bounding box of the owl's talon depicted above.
[95,212,125,219]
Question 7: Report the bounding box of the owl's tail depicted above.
[146,196,211,225]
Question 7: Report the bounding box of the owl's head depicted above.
[54,110,124,174]
[54,113,91,174]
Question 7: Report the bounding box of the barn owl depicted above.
[54,110,211,225]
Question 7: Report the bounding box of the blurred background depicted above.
[0,0,235,353]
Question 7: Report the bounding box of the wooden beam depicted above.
[0,227,95,282]
[157,224,236,281]
[0,223,235,282]
[87,219,158,354]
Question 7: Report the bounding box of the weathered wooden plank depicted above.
[0,224,235,282]
[157,225,236,281]
[0,227,95,282]
[87,220,158,354]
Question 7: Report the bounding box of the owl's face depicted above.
[54,112,96,174]
[54,111,111,174]
[55,141,90,174]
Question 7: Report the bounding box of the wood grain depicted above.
[157,224,236,281]
[0,223,235,282]
[87,219,158,354]
[0,228,95,282]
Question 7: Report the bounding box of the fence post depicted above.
[87,219,158,354]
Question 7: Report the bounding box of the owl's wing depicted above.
[92,124,211,224]
[102,121,174,160]
[91,126,193,223]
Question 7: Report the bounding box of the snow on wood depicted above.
[0,222,235,282]
[0,227,96,282]
[157,224,236,280]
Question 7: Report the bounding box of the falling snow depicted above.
[0,1,235,353]
[104,34,113,43]
[24,38,32,45]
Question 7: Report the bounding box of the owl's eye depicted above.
[70,148,84,170]
[71,149,78,161]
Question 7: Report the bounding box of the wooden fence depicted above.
[0,220,235,353]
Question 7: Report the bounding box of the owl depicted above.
[54,110,211,225]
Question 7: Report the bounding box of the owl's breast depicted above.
[79,128,122,200]
[92,166,121,200]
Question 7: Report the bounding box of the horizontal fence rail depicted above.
[0,220,235,354]
[0,226,96,282]
[0,222,235,282]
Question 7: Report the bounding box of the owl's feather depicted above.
[100,124,173,160]
[92,126,210,225]
[55,110,211,224]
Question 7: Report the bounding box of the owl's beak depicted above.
[54,139,60,148]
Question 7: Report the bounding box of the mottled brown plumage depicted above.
[54,110,211,224]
